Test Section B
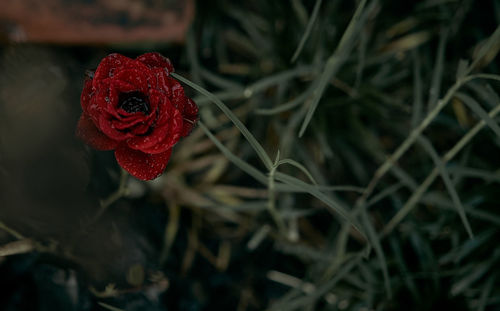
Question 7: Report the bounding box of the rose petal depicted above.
[94,53,149,82]
[129,121,152,136]
[126,99,182,153]
[113,68,152,95]
[151,67,170,95]
[110,88,163,133]
[112,115,151,131]
[138,123,181,154]
[180,99,198,137]
[136,108,183,154]
[111,78,138,95]
[87,79,117,120]
[136,52,174,73]
[183,98,199,118]
[76,114,118,150]
[80,76,93,113]
[167,77,187,111]
[98,113,133,141]
[115,144,172,180]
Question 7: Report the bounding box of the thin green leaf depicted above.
[451,260,495,296]
[389,237,420,300]
[276,158,317,185]
[466,81,500,109]
[359,74,500,210]
[411,49,423,128]
[427,29,448,110]
[382,102,500,237]
[98,302,124,311]
[255,84,315,115]
[274,172,366,239]
[198,121,269,184]
[299,0,369,137]
[455,92,500,139]
[449,167,500,183]
[467,25,500,74]
[421,193,500,227]
[417,136,473,238]
[199,67,243,90]
[269,254,362,311]
[456,59,469,81]
[173,73,274,170]
[290,0,323,63]
[477,273,496,311]
[360,210,392,298]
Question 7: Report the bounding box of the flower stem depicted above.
[93,168,129,221]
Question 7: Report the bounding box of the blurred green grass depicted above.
[1,0,500,310]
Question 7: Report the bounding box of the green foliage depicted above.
[183,0,500,309]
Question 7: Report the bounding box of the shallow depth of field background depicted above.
[1,0,500,310]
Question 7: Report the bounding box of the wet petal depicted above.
[137,121,181,154]
[111,114,153,131]
[113,68,152,95]
[167,77,187,111]
[181,98,199,136]
[151,67,171,96]
[87,80,117,118]
[126,99,182,153]
[94,53,149,82]
[136,52,174,73]
[111,78,138,95]
[115,144,172,180]
[80,76,93,113]
[76,114,118,150]
[129,120,152,136]
[98,114,133,141]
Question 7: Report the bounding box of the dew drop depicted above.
[244,89,253,98]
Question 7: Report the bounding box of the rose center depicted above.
[119,91,150,114]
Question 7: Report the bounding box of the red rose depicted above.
[76,53,198,180]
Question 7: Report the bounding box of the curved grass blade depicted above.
[417,136,473,238]
[255,85,314,115]
[173,73,274,170]
[360,210,392,297]
[455,92,500,139]
[276,158,317,185]
[290,0,323,63]
[359,74,500,210]
[198,121,269,184]
[269,254,362,311]
[299,0,369,137]
[274,172,366,239]
[382,103,500,237]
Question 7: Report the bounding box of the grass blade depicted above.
[299,0,369,137]
[427,29,448,110]
[382,103,500,237]
[359,74,500,209]
[361,210,392,297]
[455,92,500,139]
[417,136,473,238]
[290,0,323,63]
[274,172,365,238]
[198,121,269,184]
[173,73,274,170]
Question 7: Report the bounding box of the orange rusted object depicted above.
[0,0,194,44]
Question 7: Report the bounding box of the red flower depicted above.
[76,53,198,180]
